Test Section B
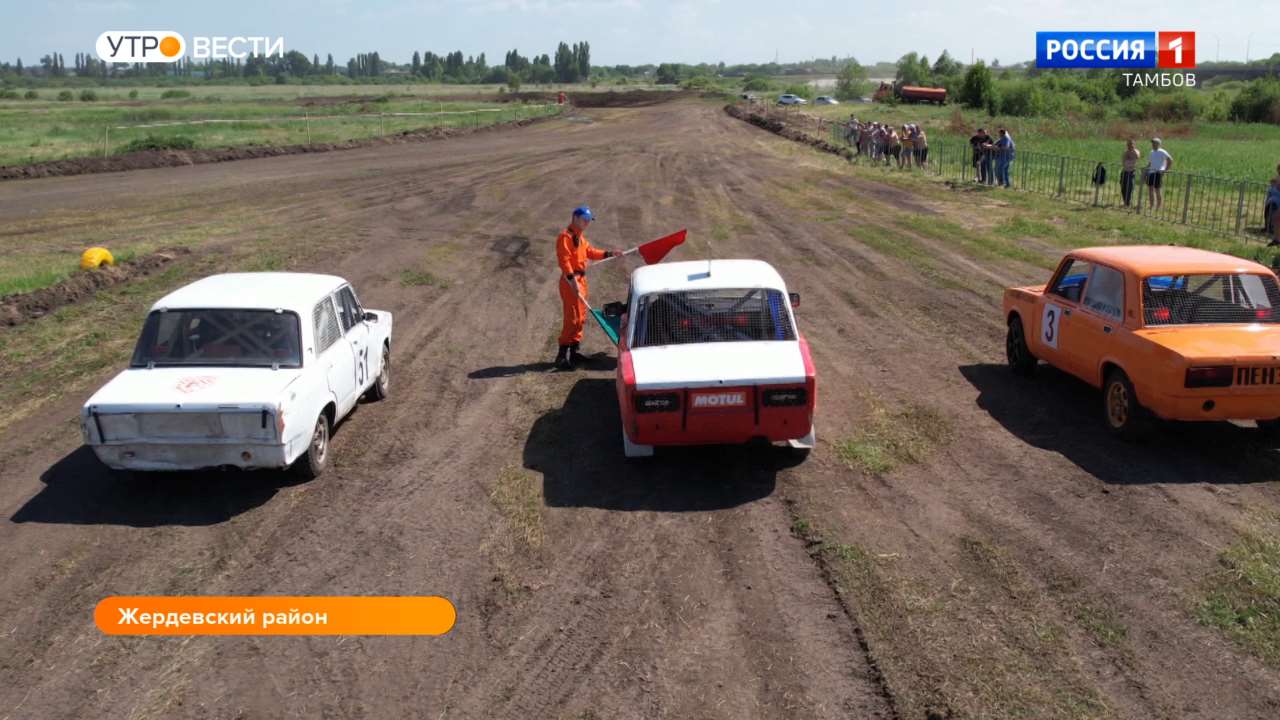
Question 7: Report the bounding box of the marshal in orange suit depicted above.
[555,205,618,370]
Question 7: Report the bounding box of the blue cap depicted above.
[572,205,594,221]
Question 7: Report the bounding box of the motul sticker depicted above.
[692,392,747,408]
[176,376,218,394]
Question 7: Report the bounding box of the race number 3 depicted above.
[1041,302,1062,349]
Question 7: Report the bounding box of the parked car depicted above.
[1003,246,1280,437]
[609,259,816,458]
[739,92,760,103]
[82,273,393,477]
[776,94,807,106]
[815,96,839,105]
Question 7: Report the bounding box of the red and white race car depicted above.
[610,259,817,458]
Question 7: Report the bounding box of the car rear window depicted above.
[632,288,796,348]
[131,309,303,368]
[1143,273,1280,325]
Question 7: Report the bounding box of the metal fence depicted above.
[826,123,1276,239]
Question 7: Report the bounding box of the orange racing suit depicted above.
[556,225,608,346]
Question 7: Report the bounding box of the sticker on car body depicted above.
[1041,302,1062,350]
[176,376,218,394]
[691,391,747,409]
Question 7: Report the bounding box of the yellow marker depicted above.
[80,247,114,270]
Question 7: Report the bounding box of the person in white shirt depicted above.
[1146,137,1174,211]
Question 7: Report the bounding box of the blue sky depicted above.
[5,0,1278,67]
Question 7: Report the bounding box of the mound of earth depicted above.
[724,103,853,160]
[0,112,556,182]
[0,247,191,327]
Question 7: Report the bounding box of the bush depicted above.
[79,89,97,102]
[0,88,18,100]
[742,75,774,92]
[781,83,814,100]
[160,89,190,99]
[23,90,37,100]
[118,134,196,153]
[680,75,719,91]
[835,61,869,101]
[1230,77,1280,124]
[128,89,138,99]
[959,61,996,110]
[56,90,73,101]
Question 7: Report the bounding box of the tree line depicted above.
[0,41,593,87]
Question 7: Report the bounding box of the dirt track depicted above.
[1,98,1279,719]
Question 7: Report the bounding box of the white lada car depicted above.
[81,273,392,478]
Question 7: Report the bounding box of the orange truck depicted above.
[873,81,947,105]
[1003,246,1280,437]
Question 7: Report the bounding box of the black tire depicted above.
[1006,316,1037,376]
[294,412,331,479]
[1102,369,1150,440]
[367,344,390,401]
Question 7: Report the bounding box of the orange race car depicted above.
[1003,245,1280,437]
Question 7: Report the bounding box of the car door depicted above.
[1036,257,1094,379]
[336,285,371,394]
[1068,264,1126,387]
[313,295,358,417]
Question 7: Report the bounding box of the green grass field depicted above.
[0,89,565,165]
[800,101,1280,182]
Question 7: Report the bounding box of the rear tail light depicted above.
[762,387,808,407]
[1185,365,1233,388]
[1151,308,1171,322]
[1257,308,1273,320]
[635,392,680,413]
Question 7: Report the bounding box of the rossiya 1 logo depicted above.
[96,32,285,63]
[1035,31,1196,87]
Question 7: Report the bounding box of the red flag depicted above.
[637,229,686,264]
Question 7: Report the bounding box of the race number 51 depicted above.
[1041,302,1062,349]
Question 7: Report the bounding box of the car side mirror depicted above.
[789,292,801,308]
[362,311,378,323]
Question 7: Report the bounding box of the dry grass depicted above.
[490,464,545,552]
[836,401,952,474]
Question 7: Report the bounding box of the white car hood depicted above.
[629,341,806,390]
[84,366,304,410]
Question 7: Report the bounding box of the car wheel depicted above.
[367,344,390,401]
[295,413,331,479]
[1006,316,1037,376]
[1103,369,1149,440]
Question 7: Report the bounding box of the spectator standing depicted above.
[994,128,1015,187]
[1146,137,1173,211]
[1267,164,1280,245]
[858,122,873,162]
[970,127,993,184]
[1120,139,1141,207]
[885,125,901,167]
[913,125,929,169]
[898,125,913,169]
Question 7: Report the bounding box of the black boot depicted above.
[554,345,573,370]
[569,343,591,366]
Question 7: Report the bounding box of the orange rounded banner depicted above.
[95,596,456,636]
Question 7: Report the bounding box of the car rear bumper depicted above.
[1144,392,1280,422]
[90,442,290,471]
[626,412,814,447]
